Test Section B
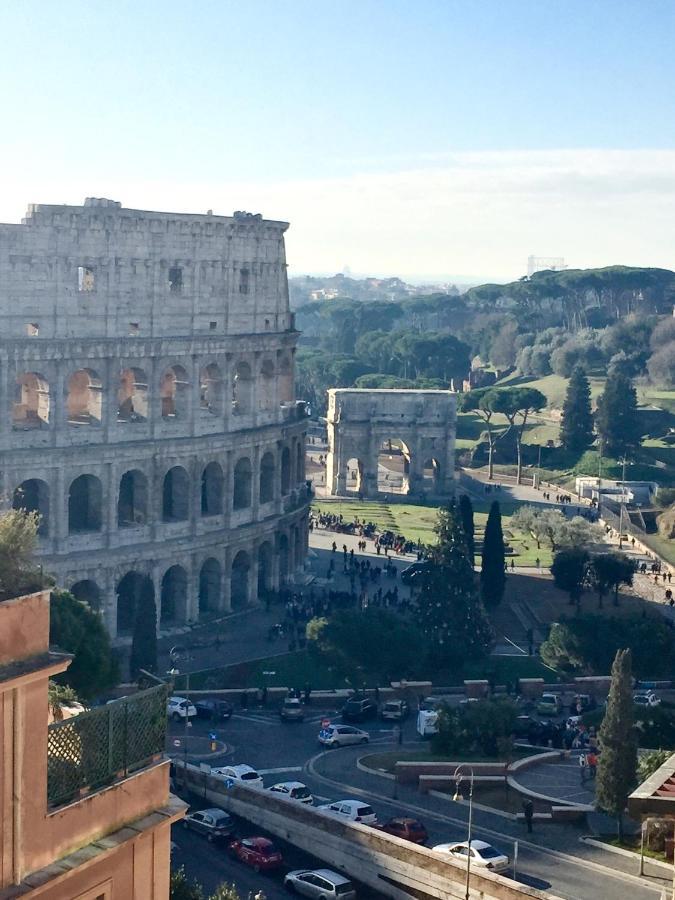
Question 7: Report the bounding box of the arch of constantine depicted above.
[325,389,456,499]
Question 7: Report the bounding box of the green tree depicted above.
[460,388,508,480]
[415,505,493,670]
[588,553,634,608]
[637,749,671,784]
[551,548,590,610]
[50,590,119,699]
[597,649,637,840]
[130,591,158,678]
[170,868,205,900]
[480,501,506,607]
[497,387,547,484]
[0,508,44,601]
[458,494,475,564]
[560,365,594,453]
[595,372,642,456]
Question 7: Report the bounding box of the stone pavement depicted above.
[511,752,596,806]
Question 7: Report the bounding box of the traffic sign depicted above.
[173,739,181,747]
[208,732,217,742]
[319,729,331,740]
[321,718,331,729]
[226,778,234,790]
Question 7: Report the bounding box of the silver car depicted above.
[318,724,369,748]
[284,869,356,899]
[182,807,234,842]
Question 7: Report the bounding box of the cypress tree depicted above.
[596,372,642,457]
[560,365,594,452]
[130,592,158,678]
[596,648,637,840]
[481,501,506,607]
[459,494,475,564]
[415,504,492,669]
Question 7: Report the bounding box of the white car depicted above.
[284,869,356,899]
[634,692,661,708]
[432,840,510,872]
[268,781,314,804]
[167,696,197,720]
[417,709,439,737]
[318,799,377,825]
[318,724,369,748]
[210,764,263,788]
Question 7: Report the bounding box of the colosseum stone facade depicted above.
[0,198,310,640]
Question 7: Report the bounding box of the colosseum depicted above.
[0,198,310,640]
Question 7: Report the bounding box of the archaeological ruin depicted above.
[0,198,310,639]
[325,388,456,499]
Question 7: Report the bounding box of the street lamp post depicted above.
[618,454,627,549]
[453,765,475,900]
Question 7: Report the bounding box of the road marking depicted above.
[231,714,277,726]
[257,766,304,775]
[305,751,665,895]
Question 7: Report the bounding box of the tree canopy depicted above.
[560,365,594,453]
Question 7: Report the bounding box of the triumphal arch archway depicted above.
[325,389,456,499]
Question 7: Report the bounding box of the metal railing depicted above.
[47,684,168,808]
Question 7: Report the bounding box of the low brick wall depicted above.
[396,760,508,785]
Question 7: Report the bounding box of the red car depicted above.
[228,837,283,872]
[378,817,428,844]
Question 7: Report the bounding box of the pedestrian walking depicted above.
[579,752,588,782]
[522,799,534,833]
[587,749,598,778]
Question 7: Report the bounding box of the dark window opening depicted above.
[239,268,250,295]
[169,267,183,292]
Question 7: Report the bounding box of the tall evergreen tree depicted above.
[415,504,492,669]
[130,592,158,678]
[560,365,594,452]
[595,372,642,457]
[596,648,637,840]
[459,494,475,564]
[480,501,506,607]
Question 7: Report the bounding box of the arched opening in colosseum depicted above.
[233,457,252,510]
[422,457,441,492]
[201,461,224,516]
[296,439,305,483]
[259,451,275,504]
[12,372,50,429]
[160,365,189,419]
[258,542,273,595]
[278,533,290,584]
[116,571,154,636]
[199,558,222,615]
[118,469,149,527]
[199,363,224,415]
[162,466,190,522]
[232,361,253,415]
[70,579,102,612]
[291,526,300,573]
[377,437,411,495]
[230,551,250,610]
[259,359,275,410]
[345,458,364,495]
[281,446,291,495]
[117,367,148,423]
[160,565,187,625]
[67,369,103,425]
[278,354,294,404]
[68,474,103,533]
[13,478,49,535]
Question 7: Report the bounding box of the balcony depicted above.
[47,684,168,809]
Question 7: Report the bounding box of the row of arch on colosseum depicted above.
[11,353,294,430]
[10,441,305,539]
[61,523,307,639]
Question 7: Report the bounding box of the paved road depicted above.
[168,708,668,900]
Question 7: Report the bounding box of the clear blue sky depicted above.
[1,1,674,279]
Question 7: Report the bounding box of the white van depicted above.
[417,708,439,737]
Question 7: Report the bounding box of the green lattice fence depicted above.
[47,683,168,808]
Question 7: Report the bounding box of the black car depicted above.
[400,561,433,585]
[342,697,378,722]
[193,699,234,721]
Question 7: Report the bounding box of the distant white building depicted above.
[527,256,567,277]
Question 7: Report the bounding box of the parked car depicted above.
[318,724,370,748]
[634,691,661,708]
[318,799,378,825]
[513,715,536,738]
[228,837,283,871]
[401,561,433,585]
[569,693,595,714]
[432,840,510,872]
[377,817,428,844]
[211,764,263,788]
[342,696,378,722]
[381,699,409,721]
[268,781,314,804]
[536,693,562,716]
[284,869,356,899]
[194,698,233,721]
[182,807,234,842]
[167,696,197,721]
[280,697,305,721]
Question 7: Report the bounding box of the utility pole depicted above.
[618,455,627,549]
[597,440,603,518]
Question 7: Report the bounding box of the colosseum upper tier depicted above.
[0,198,310,639]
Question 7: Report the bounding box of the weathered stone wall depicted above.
[325,388,456,499]
[0,200,310,639]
